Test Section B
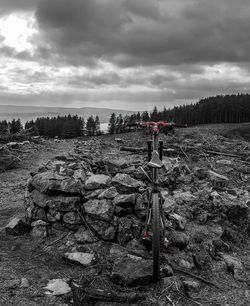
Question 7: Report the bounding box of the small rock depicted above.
[73,169,86,182]
[113,194,136,207]
[183,278,200,294]
[169,231,189,249]
[85,189,104,200]
[3,279,20,289]
[112,173,143,194]
[133,167,150,180]
[173,191,196,205]
[169,213,186,230]
[43,279,71,296]
[110,244,128,260]
[134,194,147,218]
[5,217,30,236]
[74,227,98,243]
[20,277,30,288]
[162,276,182,289]
[64,252,94,266]
[216,159,232,166]
[207,170,229,186]
[85,174,111,190]
[162,196,176,213]
[98,187,119,199]
[193,167,207,179]
[31,220,49,238]
[86,216,117,241]
[118,217,141,244]
[111,255,152,286]
[126,238,149,258]
[63,211,82,224]
[83,199,114,220]
[123,165,136,174]
[220,253,245,281]
[161,265,174,277]
[179,259,194,269]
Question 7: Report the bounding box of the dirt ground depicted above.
[0,125,250,305]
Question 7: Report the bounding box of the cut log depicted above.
[120,146,146,153]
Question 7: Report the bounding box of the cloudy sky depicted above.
[0,0,250,111]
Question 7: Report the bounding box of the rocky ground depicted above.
[1,124,250,306]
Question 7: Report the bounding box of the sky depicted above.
[0,0,250,111]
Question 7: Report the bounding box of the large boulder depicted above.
[29,171,85,195]
[111,255,152,286]
[112,173,143,194]
[30,190,80,211]
[84,174,111,190]
[83,199,114,220]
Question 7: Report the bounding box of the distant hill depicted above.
[0,105,136,123]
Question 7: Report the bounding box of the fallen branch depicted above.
[43,232,69,250]
[120,146,146,153]
[173,268,220,289]
[202,149,242,158]
[71,282,146,306]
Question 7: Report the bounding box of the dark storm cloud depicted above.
[35,0,250,67]
[0,0,38,16]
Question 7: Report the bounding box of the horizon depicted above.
[1,1,250,110]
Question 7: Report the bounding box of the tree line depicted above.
[0,119,22,135]
[25,115,102,137]
[148,94,250,125]
[1,94,250,138]
[0,115,102,138]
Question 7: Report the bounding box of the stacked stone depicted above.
[25,152,148,243]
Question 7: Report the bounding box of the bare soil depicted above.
[0,124,250,306]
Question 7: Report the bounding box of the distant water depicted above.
[100,123,109,132]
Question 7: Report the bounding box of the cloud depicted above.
[0,0,38,16]
[1,0,250,111]
[35,0,250,67]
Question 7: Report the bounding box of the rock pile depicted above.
[24,149,146,243]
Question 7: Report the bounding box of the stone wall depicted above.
[24,151,149,242]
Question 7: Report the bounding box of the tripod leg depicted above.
[159,140,163,161]
[147,140,152,162]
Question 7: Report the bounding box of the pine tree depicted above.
[108,113,116,134]
[0,120,8,134]
[150,106,159,122]
[86,116,95,136]
[142,111,150,122]
[95,116,100,135]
